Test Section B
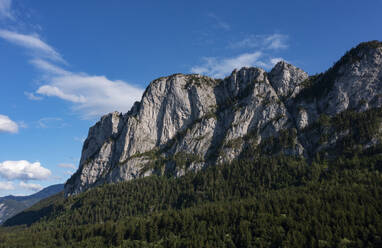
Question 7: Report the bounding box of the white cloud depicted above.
[0,0,12,20]
[58,163,75,169]
[24,91,42,101]
[30,58,68,75]
[0,160,51,180]
[37,117,64,128]
[0,114,18,133]
[207,13,230,31]
[266,34,288,50]
[18,121,27,129]
[33,60,143,118]
[191,51,274,78]
[19,181,43,192]
[229,34,288,50]
[65,170,75,176]
[0,28,143,118]
[37,85,87,103]
[192,33,289,78]
[0,181,14,190]
[0,29,64,62]
[270,57,284,66]
[74,136,85,143]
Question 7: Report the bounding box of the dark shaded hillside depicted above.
[0,151,382,247]
[2,192,64,227]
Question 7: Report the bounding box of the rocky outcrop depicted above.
[268,60,308,101]
[291,41,382,128]
[65,41,382,196]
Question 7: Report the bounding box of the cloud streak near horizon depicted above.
[19,181,43,192]
[0,181,14,191]
[0,160,51,181]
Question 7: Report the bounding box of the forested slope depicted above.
[1,41,382,247]
[1,130,382,247]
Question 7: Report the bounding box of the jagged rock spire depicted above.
[268,61,308,100]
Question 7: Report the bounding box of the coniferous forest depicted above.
[0,0,381,246]
[2,49,382,247]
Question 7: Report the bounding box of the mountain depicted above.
[65,40,382,196]
[1,41,382,247]
[0,184,64,224]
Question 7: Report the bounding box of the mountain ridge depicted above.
[65,40,382,196]
[0,184,64,224]
[1,41,382,247]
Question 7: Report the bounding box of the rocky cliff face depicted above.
[65,41,382,196]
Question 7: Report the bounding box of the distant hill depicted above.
[0,184,64,224]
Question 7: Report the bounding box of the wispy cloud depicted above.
[74,136,85,143]
[0,2,144,119]
[65,170,75,176]
[191,52,262,78]
[191,33,289,78]
[0,181,14,191]
[0,160,51,180]
[0,29,65,62]
[191,52,284,78]
[19,181,42,192]
[229,33,288,50]
[24,91,42,101]
[34,61,143,118]
[58,163,76,169]
[0,30,144,118]
[207,13,230,31]
[266,34,288,49]
[37,117,65,128]
[0,0,13,20]
[30,58,68,75]
[270,57,284,65]
[0,114,18,133]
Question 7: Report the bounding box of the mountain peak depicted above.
[268,60,308,100]
[272,60,289,69]
[332,40,382,73]
[352,40,382,53]
[65,41,382,197]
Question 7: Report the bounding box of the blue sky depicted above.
[0,0,381,196]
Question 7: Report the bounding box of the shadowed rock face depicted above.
[65,41,382,196]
